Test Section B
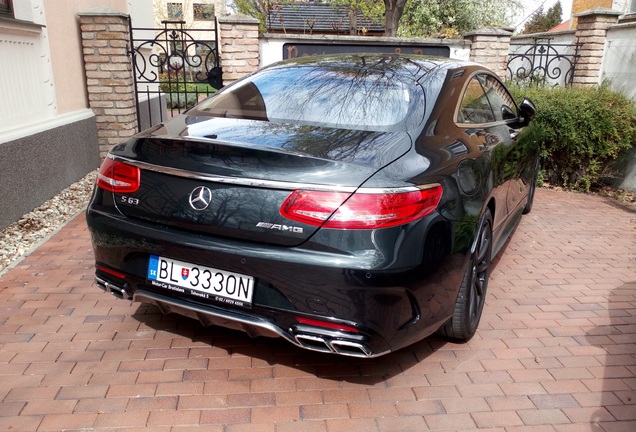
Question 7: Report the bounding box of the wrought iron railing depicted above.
[128,18,222,131]
[507,39,581,87]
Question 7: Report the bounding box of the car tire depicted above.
[439,209,493,341]
[523,155,540,215]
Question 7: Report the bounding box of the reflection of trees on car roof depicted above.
[196,55,445,133]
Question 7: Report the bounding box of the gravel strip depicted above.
[0,171,97,276]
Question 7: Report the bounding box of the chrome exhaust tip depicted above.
[293,332,374,358]
[294,334,333,354]
[330,339,373,357]
[95,276,131,300]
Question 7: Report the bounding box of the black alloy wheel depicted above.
[440,209,493,341]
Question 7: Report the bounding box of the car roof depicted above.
[263,54,481,83]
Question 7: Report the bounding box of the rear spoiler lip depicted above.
[107,154,435,194]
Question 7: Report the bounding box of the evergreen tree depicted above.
[522,1,563,34]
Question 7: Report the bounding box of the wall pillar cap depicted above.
[464,26,514,37]
[78,6,127,18]
[218,13,260,25]
[575,7,622,18]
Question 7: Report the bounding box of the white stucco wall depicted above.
[0,0,56,139]
[612,0,635,13]
[259,34,471,68]
[601,22,636,100]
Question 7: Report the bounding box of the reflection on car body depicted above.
[87,54,538,357]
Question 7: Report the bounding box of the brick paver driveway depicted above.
[0,188,634,431]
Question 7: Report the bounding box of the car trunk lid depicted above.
[108,116,411,246]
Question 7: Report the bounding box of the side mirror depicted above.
[519,97,536,125]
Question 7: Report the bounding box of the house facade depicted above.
[0,0,154,230]
[568,0,636,26]
[153,0,226,27]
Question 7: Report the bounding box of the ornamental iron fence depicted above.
[128,17,222,131]
[507,38,582,87]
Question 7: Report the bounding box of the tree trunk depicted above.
[383,0,407,37]
[349,8,357,35]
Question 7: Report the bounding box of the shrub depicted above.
[159,73,199,109]
[165,89,198,109]
[508,83,636,192]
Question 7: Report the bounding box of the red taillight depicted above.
[96,158,140,193]
[296,316,359,333]
[281,185,442,229]
[96,265,126,280]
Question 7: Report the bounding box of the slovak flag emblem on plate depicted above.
[181,268,189,280]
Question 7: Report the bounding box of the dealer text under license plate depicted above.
[147,255,254,308]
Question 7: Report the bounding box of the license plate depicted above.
[147,255,254,308]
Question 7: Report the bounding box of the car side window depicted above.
[457,76,495,124]
[480,75,518,122]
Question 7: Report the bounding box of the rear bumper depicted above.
[96,276,384,357]
[87,207,463,356]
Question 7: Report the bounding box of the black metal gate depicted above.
[507,38,581,87]
[128,17,222,131]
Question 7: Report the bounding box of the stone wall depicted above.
[218,14,260,86]
[464,27,513,81]
[572,8,623,86]
[78,7,137,158]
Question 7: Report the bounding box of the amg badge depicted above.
[256,222,304,233]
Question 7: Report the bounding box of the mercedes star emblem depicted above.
[188,186,212,211]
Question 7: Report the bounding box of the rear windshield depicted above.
[194,66,425,132]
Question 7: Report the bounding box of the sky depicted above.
[514,0,574,29]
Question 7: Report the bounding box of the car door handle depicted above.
[509,129,519,140]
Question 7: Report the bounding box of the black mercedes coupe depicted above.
[86,54,538,357]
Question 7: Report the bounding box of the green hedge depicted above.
[508,84,636,192]
[159,77,197,109]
